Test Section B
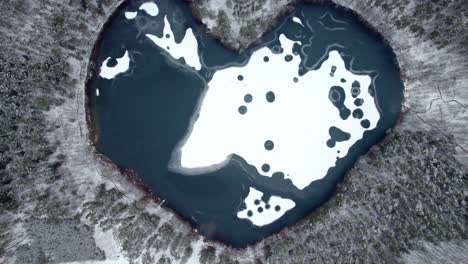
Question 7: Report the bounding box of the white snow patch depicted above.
[93,225,126,262]
[124,12,137,20]
[237,187,295,226]
[99,51,130,80]
[292,16,304,26]
[146,16,201,70]
[139,2,159,17]
[171,34,380,190]
[96,88,100,96]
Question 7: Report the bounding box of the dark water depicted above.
[88,0,403,247]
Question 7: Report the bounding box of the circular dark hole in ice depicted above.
[354,98,364,106]
[293,77,298,83]
[360,119,370,128]
[166,46,170,50]
[264,140,274,151]
[244,94,253,103]
[165,34,170,38]
[326,139,335,148]
[247,210,253,217]
[275,205,281,211]
[341,78,346,83]
[352,109,364,119]
[329,89,341,103]
[261,163,270,172]
[258,207,263,213]
[238,105,247,115]
[237,75,244,81]
[263,56,269,62]
[254,199,260,205]
[272,46,284,54]
[284,54,293,62]
[265,204,271,209]
[107,58,117,67]
[351,87,361,98]
[266,91,275,103]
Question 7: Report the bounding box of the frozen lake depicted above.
[88,0,403,246]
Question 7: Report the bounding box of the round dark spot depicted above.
[351,87,361,98]
[354,98,364,106]
[266,91,275,103]
[263,56,269,62]
[351,81,361,98]
[244,94,253,103]
[352,109,364,119]
[254,199,260,205]
[272,46,283,54]
[264,140,274,151]
[326,139,335,148]
[106,58,117,67]
[265,204,271,209]
[275,205,281,211]
[257,207,263,213]
[341,78,346,83]
[238,106,247,115]
[166,46,170,50]
[261,163,270,172]
[329,89,341,103]
[247,210,253,217]
[165,34,170,38]
[237,75,244,81]
[293,77,299,83]
[360,119,370,129]
[284,54,293,62]
[337,150,341,154]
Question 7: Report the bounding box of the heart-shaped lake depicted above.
[87,0,403,247]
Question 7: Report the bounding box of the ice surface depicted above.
[139,2,159,17]
[124,11,137,20]
[99,51,130,80]
[146,16,201,70]
[172,34,380,189]
[292,16,304,26]
[237,187,295,226]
